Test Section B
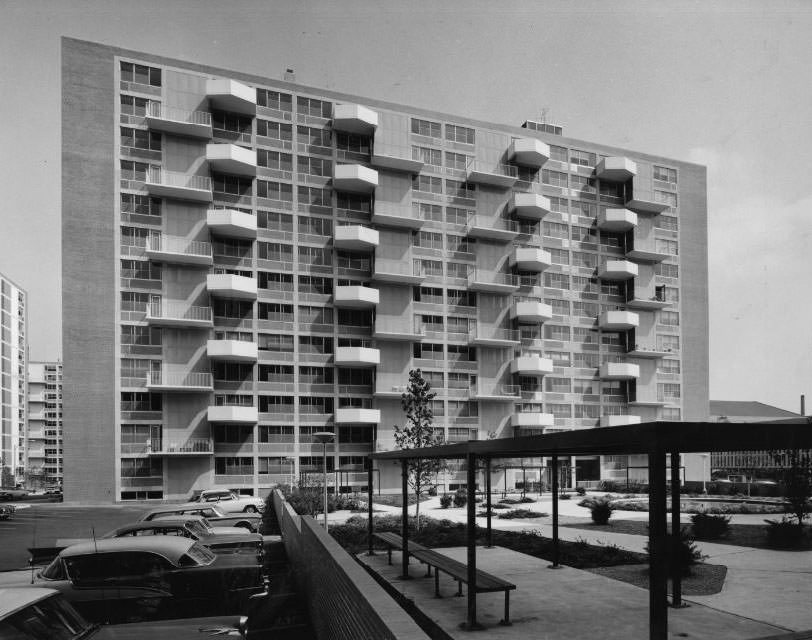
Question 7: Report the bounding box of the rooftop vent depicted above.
[522,120,563,136]
[284,68,296,82]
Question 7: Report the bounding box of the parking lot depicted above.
[0,502,146,570]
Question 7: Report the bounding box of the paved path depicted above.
[342,493,812,633]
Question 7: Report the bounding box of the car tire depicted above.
[244,505,257,513]
[236,521,253,530]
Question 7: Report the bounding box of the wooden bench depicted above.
[371,532,515,626]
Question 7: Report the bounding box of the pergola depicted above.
[365,418,812,639]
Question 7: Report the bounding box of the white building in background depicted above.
[0,273,27,485]
[27,362,63,489]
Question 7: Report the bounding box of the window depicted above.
[413,146,441,166]
[214,174,253,196]
[599,181,623,198]
[542,169,567,187]
[411,118,441,138]
[298,216,332,238]
[445,151,469,171]
[335,132,370,156]
[664,286,680,303]
[120,160,149,181]
[653,166,677,184]
[655,239,678,255]
[544,325,570,341]
[543,272,570,290]
[573,301,599,317]
[257,302,293,321]
[121,392,161,412]
[297,125,331,148]
[212,111,252,136]
[548,351,571,366]
[297,156,332,177]
[601,332,623,346]
[543,221,569,239]
[412,175,442,194]
[448,401,478,417]
[655,263,679,278]
[571,225,597,243]
[258,364,294,383]
[572,251,597,269]
[120,61,161,86]
[661,407,681,420]
[299,366,333,384]
[447,262,468,279]
[574,352,599,368]
[573,378,599,394]
[445,206,472,226]
[548,404,572,418]
[257,242,293,262]
[656,334,680,352]
[297,96,331,118]
[121,194,160,217]
[448,344,476,361]
[575,404,601,419]
[120,259,160,280]
[299,396,333,414]
[215,457,254,475]
[570,149,597,167]
[654,191,678,208]
[257,180,292,201]
[120,95,149,116]
[570,175,596,193]
[447,289,475,307]
[298,275,332,295]
[299,335,333,355]
[572,275,598,293]
[257,89,292,112]
[549,145,568,162]
[258,334,294,353]
[120,226,148,247]
[659,311,680,326]
[549,196,568,213]
[445,124,475,144]
[414,286,443,304]
[572,201,597,218]
[655,214,679,231]
[414,343,443,360]
[547,298,570,315]
[657,383,681,402]
[549,248,569,265]
[573,327,598,344]
[257,120,292,140]
[446,180,475,199]
[413,231,443,250]
[257,149,293,171]
[298,246,332,267]
[213,299,253,319]
[121,325,161,346]
[336,193,371,213]
[657,359,681,374]
[259,395,295,413]
[545,377,571,393]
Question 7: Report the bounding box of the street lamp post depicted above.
[313,432,335,531]
[700,453,709,494]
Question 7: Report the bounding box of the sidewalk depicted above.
[341,493,812,632]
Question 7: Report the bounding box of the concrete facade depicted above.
[0,273,27,484]
[26,362,63,489]
[61,37,709,502]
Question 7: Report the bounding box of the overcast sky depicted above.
[1,0,810,413]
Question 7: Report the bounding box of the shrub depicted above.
[559,493,571,500]
[765,517,807,549]
[645,528,704,576]
[498,509,548,519]
[439,493,453,509]
[576,486,586,496]
[453,488,467,508]
[588,496,613,525]
[691,512,731,540]
[427,486,438,497]
[498,497,520,505]
[519,496,536,503]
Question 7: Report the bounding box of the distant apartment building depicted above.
[0,273,27,485]
[61,38,709,503]
[26,362,63,488]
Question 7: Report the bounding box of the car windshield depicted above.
[185,520,209,538]
[40,556,67,580]
[0,593,94,639]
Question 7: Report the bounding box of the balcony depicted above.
[145,102,212,139]
[146,301,213,329]
[371,203,425,229]
[334,285,379,308]
[206,273,257,300]
[467,269,520,294]
[627,344,671,359]
[510,247,552,272]
[145,169,212,202]
[599,362,640,380]
[510,355,554,376]
[598,259,639,281]
[473,384,521,402]
[207,339,258,362]
[373,318,425,342]
[465,216,519,242]
[206,78,257,115]
[334,346,380,367]
[148,437,213,457]
[206,143,257,176]
[145,234,213,266]
[629,394,667,407]
[469,326,520,348]
[625,236,670,263]
[207,405,258,423]
[334,225,379,251]
[511,299,553,323]
[511,412,555,428]
[146,369,213,393]
[374,384,407,399]
[372,258,425,285]
[207,209,257,240]
[600,415,642,427]
[598,208,637,232]
[599,310,640,331]
[509,138,550,167]
[466,160,518,188]
[333,104,378,134]
[595,156,637,182]
[626,291,671,311]
[336,408,381,424]
[626,185,670,214]
[508,193,551,220]
[333,164,378,193]
[370,144,424,173]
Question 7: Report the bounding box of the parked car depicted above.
[0,487,28,501]
[189,489,265,513]
[0,587,282,639]
[140,504,263,533]
[0,503,14,520]
[4,537,265,624]
[103,516,264,562]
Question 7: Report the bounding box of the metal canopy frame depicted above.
[366,418,812,639]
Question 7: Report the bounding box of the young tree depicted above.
[394,369,443,530]
[773,449,812,527]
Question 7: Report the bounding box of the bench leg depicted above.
[499,590,512,626]
[387,547,392,565]
[424,563,432,578]
[434,569,441,598]
[455,580,463,597]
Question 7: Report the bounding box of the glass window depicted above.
[411,118,441,138]
[445,124,475,144]
[570,149,597,166]
[296,96,331,118]
[412,175,442,194]
[542,169,567,187]
[549,145,568,163]
[653,166,677,184]
[257,89,292,112]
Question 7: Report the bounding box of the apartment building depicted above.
[0,273,27,485]
[26,362,63,489]
[62,38,708,502]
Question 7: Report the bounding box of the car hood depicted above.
[94,615,243,638]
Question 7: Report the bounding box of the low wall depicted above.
[272,490,429,640]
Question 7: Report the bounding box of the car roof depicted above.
[59,536,195,562]
[143,503,226,518]
[111,519,201,534]
[0,588,59,618]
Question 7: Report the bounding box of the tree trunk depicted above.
[415,492,421,531]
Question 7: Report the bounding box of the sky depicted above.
[0,0,810,414]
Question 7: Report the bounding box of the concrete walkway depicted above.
[338,493,812,633]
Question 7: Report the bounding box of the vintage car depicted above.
[103,517,263,562]
[4,537,265,624]
[0,587,287,639]
[0,503,14,520]
[140,504,263,533]
[188,489,265,514]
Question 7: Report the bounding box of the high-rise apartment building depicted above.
[62,38,708,503]
[0,272,27,486]
[26,362,63,489]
